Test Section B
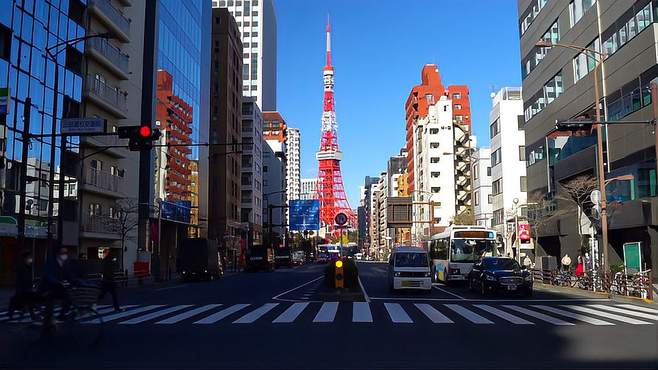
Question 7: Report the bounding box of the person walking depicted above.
[40,246,75,332]
[8,251,39,320]
[99,250,122,312]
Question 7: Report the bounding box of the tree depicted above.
[451,208,475,225]
[555,175,598,253]
[114,198,139,266]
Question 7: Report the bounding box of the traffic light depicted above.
[554,120,593,132]
[117,125,161,151]
[334,259,344,288]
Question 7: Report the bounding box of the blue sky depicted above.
[277,0,522,207]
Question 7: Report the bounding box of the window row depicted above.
[524,71,563,123]
[522,20,559,79]
[519,0,551,35]
[569,0,596,27]
[573,38,600,82]
[602,1,653,58]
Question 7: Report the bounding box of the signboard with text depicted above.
[61,118,107,135]
[289,200,320,231]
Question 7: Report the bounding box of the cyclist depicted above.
[40,246,76,331]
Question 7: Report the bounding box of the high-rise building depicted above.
[361,176,380,256]
[300,178,318,200]
[263,111,287,227]
[472,148,493,228]
[518,0,658,276]
[209,7,243,251]
[241,97,263,245]
[387,150,407,197]
[212,0,277,111]
[405,65,471,193]
[489,87,527,255]
[263,141,285,243]
[287,127,301,200]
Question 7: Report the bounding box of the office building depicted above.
[286,127,300,200]
[300,178,318,200]
[241,97,263,245]
[472,148,493,228]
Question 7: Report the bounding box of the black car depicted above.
[468,257,532,296]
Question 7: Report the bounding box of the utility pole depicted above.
[17,98,31,251]
[650,80,658,184]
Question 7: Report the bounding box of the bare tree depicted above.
[114,198,139,263]
[555,175,598,252]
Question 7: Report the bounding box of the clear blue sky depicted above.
[277,0,522,207]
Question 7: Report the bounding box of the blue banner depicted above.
[289,200,320,231]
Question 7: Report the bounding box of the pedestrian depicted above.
[575,255,584,277]
[8,251,40,320]
[40,246,75,331]
[99,249,122,312]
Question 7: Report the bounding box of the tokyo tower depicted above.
[316,17,355,228]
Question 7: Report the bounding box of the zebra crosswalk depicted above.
[1,301,656,327]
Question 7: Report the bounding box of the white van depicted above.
[388,247,432,291]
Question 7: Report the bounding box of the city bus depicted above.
[316,244,340,263]
[429,226,498,283]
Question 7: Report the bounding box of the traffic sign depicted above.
[622,242,642,273]
[0,87,9,115]
[61,117,107,135]
[334,212,348,226]
[289,200,320,231]
[590,190,601,205]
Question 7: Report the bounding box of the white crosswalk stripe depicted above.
[502,305,574,326]
[119,305,193,325]
[384,303,413,323]
[564,305,652,325]
[83,305,164,324]
[532,305,614,326]
[233,303,279,323]
[588,304,658,321]
[313,302,338,323]
[414,303,453,323]
[615,304,658,315]
[352,302,373,323]
[474,304,534,325]
[273,303,309,323]
[156,304,223,324]
[194,304,249,324]
[445,304,493,324]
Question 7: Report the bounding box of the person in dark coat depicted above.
[98,249,121,311]
[40,246,76,329]
[8,251,39,320]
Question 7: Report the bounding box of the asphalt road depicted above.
[0,261,656,369]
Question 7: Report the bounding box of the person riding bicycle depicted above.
[40,246,77,331]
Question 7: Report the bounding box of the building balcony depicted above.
[86,37,129,79]
[81,167,125,198]
[84,75,128,119]
[81,215,121,240]
[82,134,126,158]
[88,0,131,42]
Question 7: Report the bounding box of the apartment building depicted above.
[286,127,301,201]
[300,177,318,200]
[241,97,263,245]
[472,148,493,228]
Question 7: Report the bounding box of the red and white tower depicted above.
[316,17,355,228]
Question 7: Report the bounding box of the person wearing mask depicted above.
[99,249,122,312]
[8,251,39,320]
[40,246,75,331]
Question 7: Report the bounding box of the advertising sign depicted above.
[161,200,192,224]
[289,200,320,231]
[518,221,531,242]
[623,242,642,273]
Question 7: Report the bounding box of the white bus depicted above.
[429,226,498,283]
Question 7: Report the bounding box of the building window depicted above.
[520,176,528,192]
[430,143,439,149]
[519,0,552,35]
[431,172,440,178]
[492,209,504,226]
[474,192,480,206]
[473,166,479,180]
[524,70,563,122]
[569,0,596,27]
[573,38,600,82]
[489,119,500,138]
[431,187,440,193]
[486,167,491,176]
[519,146,526,161]
[492,179,503,195]
[429,128,439,135]
[452,93,461,99]
[454,104,462,110]
[488,194,493,204]
[522,20,560,79]
[491,149,502,166]
[430,157,440,163]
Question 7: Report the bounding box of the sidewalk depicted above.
[534,281,657,307]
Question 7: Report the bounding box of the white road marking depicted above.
[119,305,193,325]
[83,305,164,324]
[358,277,371,303]
[414,303,453,323]
[154,284,189,292]
[156,304,223,324]
[503,305,574,325]
[532,305,614,326]
[313,302,338,323]
[444,304,493,324]
[564,305,652,325]
[272,276,323,302]
[194,304,249,324]
[352,302,373,323]
[233,303,279,323]
[474,304,534,325]
[432,286,466,300]
[615,304,658,314]
[588,304,658,321]
[384,303,413,323]
[272,302,309,323]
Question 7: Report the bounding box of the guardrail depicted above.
[532,268,653,300]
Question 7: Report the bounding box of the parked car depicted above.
[387,247,432,292]
[275,247,292,268]
[468,257,533,296]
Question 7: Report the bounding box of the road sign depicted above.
[334,212,348,226]
[0,87,9,115]
[590,190,601,205]
[289,200,320,231]
[61,118,107,135]
[623,242,642,273]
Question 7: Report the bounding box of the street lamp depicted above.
[535,40,612,272]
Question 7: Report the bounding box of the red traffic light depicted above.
[139,125,152,138]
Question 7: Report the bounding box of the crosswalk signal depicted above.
[335,259,344,288]
[118,125,161,151]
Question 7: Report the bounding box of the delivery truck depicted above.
[179,238,223,281]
